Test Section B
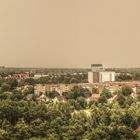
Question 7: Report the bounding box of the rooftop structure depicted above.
[91,64,103,72]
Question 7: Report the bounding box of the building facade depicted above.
[88,64,115,83]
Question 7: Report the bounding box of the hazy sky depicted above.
[0,0,140,68]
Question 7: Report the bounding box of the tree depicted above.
[0,92,12,100]
[70,78,79,83]
[125,96,134,106]
[133,73,140,80]
[0,129,10,140]
[121,113,133,127]
[111,126,138,140]
[46,90,60,98]
[116,73,132,81]
[92,87,99,94]
[23,86,34,95]
[65,86,91,100]
[7,78,18,89]
[29,119,48,137]
[122,86,133,96]
[0,100,21,125]
[1,83,11,92]
[137,116,140,126]
[10,92,24,101]
[131,120,139,129]
[24,78,35,86]
[116,95,126,107]
[76,97,87,109]
[98,95,107,104]
[101,88,112,99]
[13,119,30,140]
[84,130,100,140]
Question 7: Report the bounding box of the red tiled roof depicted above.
[136,126,140,132]
[126,84,136,88]
[90,94,100,100]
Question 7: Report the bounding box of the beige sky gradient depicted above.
[0,0,140,68]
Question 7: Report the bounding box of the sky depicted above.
[0,0,140,68]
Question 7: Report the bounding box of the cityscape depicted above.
[0,64,140,139]
[0,0,140,140]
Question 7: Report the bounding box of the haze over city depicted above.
[1,1,140,139]
[0,0,140,68]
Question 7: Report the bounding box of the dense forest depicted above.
[0,78,140,139]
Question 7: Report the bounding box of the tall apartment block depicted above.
[88,64,115,83]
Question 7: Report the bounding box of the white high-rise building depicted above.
[88,64,115,83]
[99,71,115,83]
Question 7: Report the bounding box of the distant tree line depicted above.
[116,73,140,81]
[22,73,88,85]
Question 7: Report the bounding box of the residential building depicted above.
[88,64,115,83]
